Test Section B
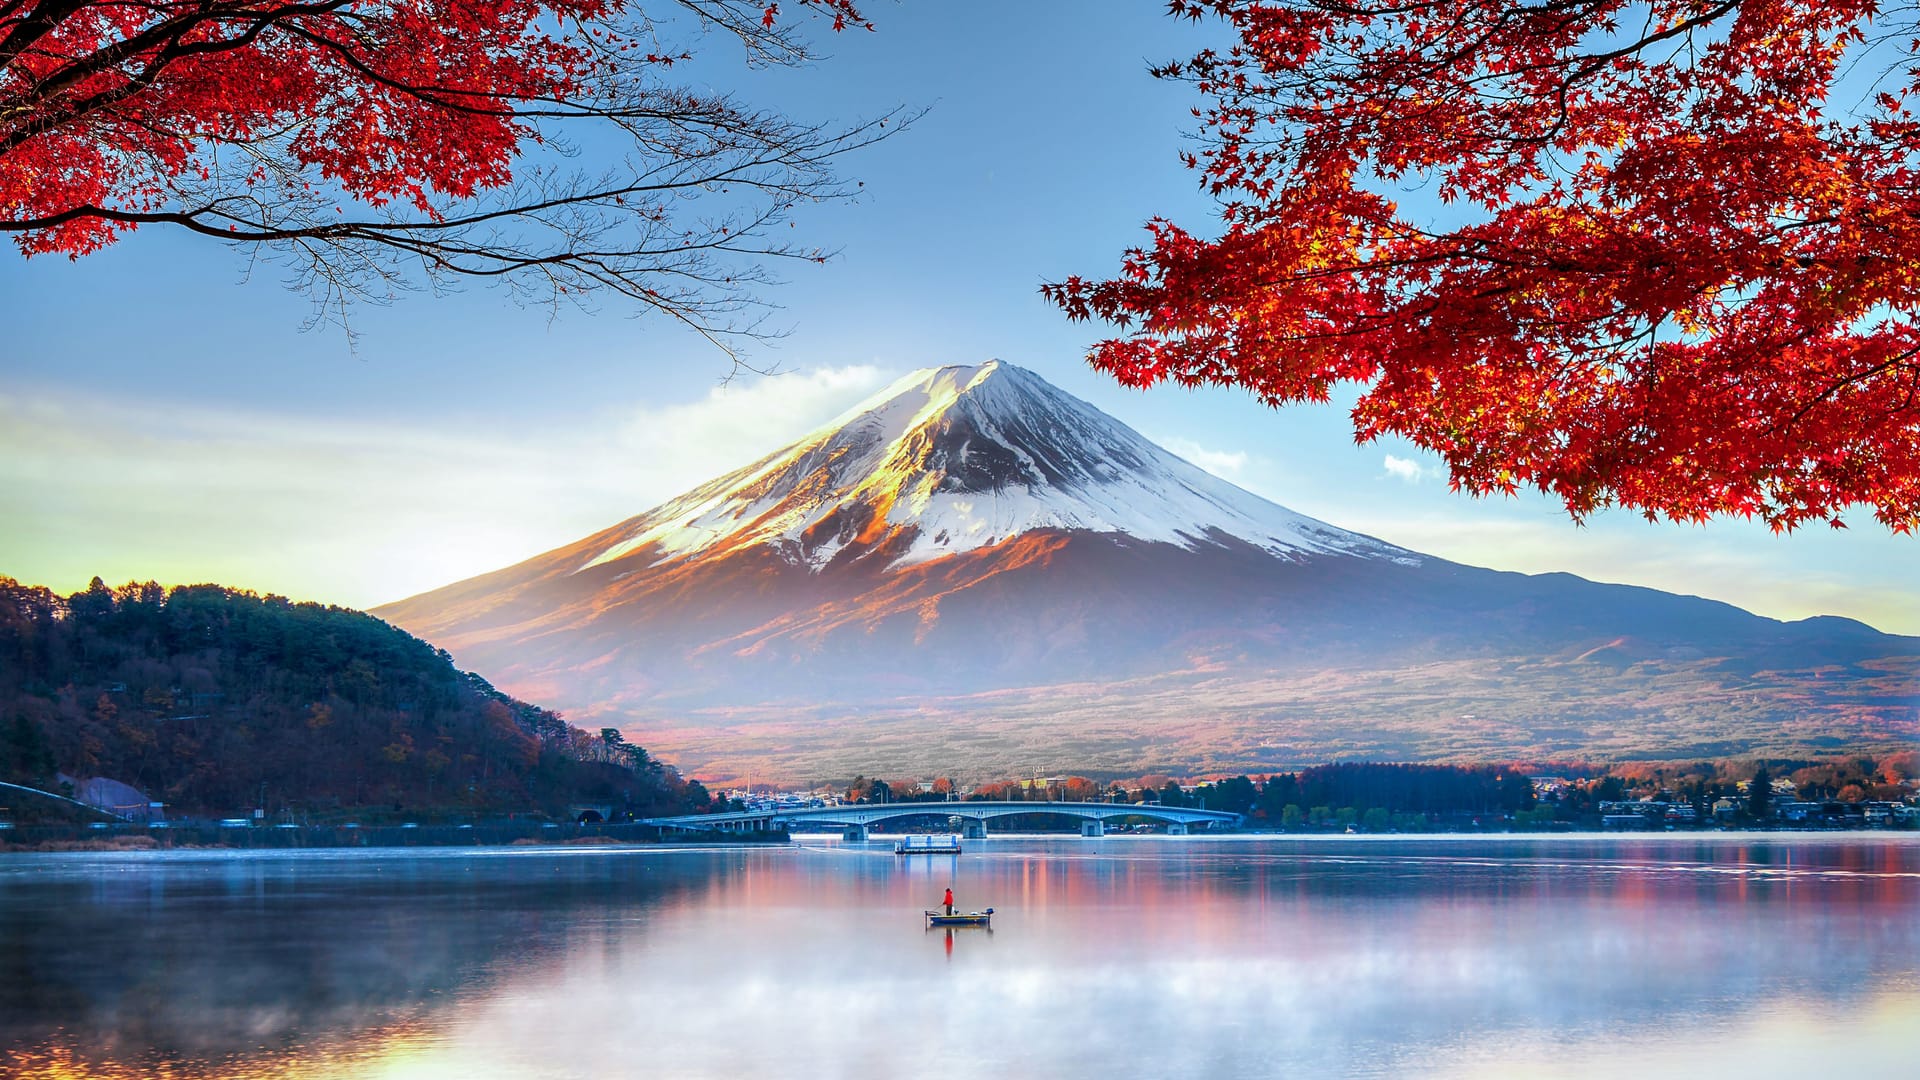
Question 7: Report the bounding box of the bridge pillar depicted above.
[1167,822,1188,835]
[1080,819,1105,837]
[961,819,987,839]
[843,824,869,841]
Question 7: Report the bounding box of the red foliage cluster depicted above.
[1046,0,1920,531]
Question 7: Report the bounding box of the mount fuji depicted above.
[375,362,1917,784]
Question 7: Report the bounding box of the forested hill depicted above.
[0,577,713,821]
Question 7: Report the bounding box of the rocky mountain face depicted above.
[375,362,1918,784]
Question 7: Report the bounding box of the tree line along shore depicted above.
[792,757,1920,833]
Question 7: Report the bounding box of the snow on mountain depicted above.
[581,360,1418,573]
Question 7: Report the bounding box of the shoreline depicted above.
[3,823,1912,853]
[0,820,789,852]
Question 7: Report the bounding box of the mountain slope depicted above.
[375,362,1919,783]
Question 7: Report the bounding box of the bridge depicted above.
[0,780,126,822]
[643,800,1242,840]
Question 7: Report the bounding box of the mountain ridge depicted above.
[374,361,1918,784]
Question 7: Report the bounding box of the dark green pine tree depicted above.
[1748,767,1774,821]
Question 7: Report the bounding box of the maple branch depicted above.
[0,0,86,71]
[0,95,905,357]
[1772,346,1920,436]
[0,2,354,152]
[0,0,901,355]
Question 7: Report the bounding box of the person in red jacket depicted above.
[942,887,954,915]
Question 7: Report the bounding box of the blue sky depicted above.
[3,1,1915,633]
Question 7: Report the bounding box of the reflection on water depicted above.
[2,836,1916,1078]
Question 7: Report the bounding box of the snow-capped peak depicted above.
[581,361,1417,572]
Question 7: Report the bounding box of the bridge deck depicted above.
[644,800,1241,833]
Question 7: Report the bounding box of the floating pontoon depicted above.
[895,833,963,854]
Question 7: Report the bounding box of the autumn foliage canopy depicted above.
[1045,0,1920,531]
[0,0,887,342]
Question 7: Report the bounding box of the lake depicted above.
[3,835,1916,1078]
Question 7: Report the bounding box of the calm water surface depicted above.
[3,835,1916,1078]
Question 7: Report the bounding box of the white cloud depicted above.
[0,365,892,610]
[1159,436,1250,480]
[1383,454,1434,483]
[611,365,889,480]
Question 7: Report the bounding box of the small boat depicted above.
[896,833,962,855]
[925,907,993,928]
